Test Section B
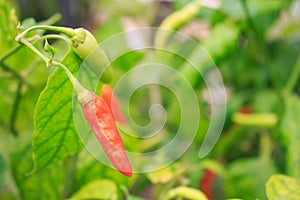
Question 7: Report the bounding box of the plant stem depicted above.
[285,56,300,93]
[0,45,22,62]
[0,45,24,82]
[16,25,76,41]
[0,60,28,84]
[39,13,62,26]
[0,34,70,85]
[20,36,67,74]
[0,13,62,62]
[10,81,22,137]
[18,37,92,105]
[19,38,49,62]
[39,34,72,45]
[52,61,87,95]
[0,34,69,63]
[1,21,70,61]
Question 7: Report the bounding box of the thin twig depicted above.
[0,60,28,84]
[39,13,62,26]
[0,45,22,62]
[241,0,262,41]
[1,33,71,85]
[0,45,26,82]
[18,37,91,104]
[0,116,8,130]
[10,81,22,137]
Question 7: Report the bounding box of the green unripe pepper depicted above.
[71,28,113,83]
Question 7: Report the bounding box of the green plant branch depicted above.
[0,45,24,83]
[18,38,49,63]
[0,13,65,62]
[0,34,68,63]
[17,36,92,105]
[39,34,72,46]
[0,45,22,62]
[10,81,22,137]
[284,55,300,93]
[18,37,73,82]
[0,60,28,83]
[38,13,62,26]
[16,25,76,41]
[0,34,70,86]
[0,13,62,62]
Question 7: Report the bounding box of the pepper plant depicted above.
[0,0,300,199]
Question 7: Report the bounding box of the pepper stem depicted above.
[17,37,93,105]
[16,25,76,41]
[54,61,93,105]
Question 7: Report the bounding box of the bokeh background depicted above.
[1,0,300,199]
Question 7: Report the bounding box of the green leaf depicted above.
[266,175,300,200]
[0,0,18,54]
[280,95,300,178]
[203,21,240,62]
[32,52,82,171]
[225,157,277,199]
[11,137,63,200]
[147,166,176,184]
[147,163,186,184]
[20,17,37,31]
[112,51,145,72]
[70,180,118,200]
[221,0,244,19]
[200,159,225,176]
[127,195,146,200]
[44,39,58,57]
[247,0,282,16]
[251,90,279,113]
[166,186,208,200]
[71,148,132,194]
[221,0,282,19]
[120,185,146,200]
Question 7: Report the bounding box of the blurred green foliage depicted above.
[1,0,300,199]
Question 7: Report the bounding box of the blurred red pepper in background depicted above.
[200,169,216,200]
[101,84,127,125]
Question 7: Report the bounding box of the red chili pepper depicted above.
[239,106,252,114]
[82,93,132,177]
[199,169,216,200]
[101,84,127,125]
